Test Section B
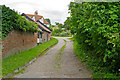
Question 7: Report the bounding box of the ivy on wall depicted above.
[0,5,2,41]
[2,5,38,39]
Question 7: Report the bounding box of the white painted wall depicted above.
[46,24,50,27]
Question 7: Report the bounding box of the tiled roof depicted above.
[26,14,35,17]
[26,14,49,24]
[36,20,52,31]
[21,13,52,33]
[26,14,43,20]
[21,13,34,22]
[36,21,51,33]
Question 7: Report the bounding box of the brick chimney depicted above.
[35,10,38,15]
[35,10,38,21]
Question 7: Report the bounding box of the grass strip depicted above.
[68,37,74,41]
[55,39,66,69]
[2,38,58,77]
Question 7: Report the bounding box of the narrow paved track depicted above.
[15,37,92,78]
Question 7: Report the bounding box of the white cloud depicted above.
[0,0,72,24]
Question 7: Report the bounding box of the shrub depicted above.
[68,2,120,74]
[52,28,71,37]
[2,5,38,39]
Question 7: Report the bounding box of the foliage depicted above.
[54,22,64,28]
[2,5,38,39]
[52,28,71,37]
[45,18,51,24]
[58,23,64,28]
[64,17,75,34]
[2,38,58,77]
[51,22,71,37]
[68,37,74,41]
[0,5,2,40]
[51,25,55,27]
[73,39,120,78]
[67,2,120,76]
[55,22,59,25]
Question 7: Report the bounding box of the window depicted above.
[40,33,42,38]
[38,32,40,38]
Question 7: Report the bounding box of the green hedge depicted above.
[2,5,38,39]
[68,2,120,74]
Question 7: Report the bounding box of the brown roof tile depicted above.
[36,22,51,33]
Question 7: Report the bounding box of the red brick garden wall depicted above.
[2,30,37,58]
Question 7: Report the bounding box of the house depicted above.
[1,5,41,58]
[36,20,52,42]
[26,11,50,27]
[2,5,52,58]
[21,11,52,43]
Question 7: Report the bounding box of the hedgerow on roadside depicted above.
[67,2,120,78]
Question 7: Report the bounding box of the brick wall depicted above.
[2,30,37,58]
[42,31,51,42]
[48,32,52,41]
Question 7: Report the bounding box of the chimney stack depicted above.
[35,10,38,15]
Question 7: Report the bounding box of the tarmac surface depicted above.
[15,37,92,78]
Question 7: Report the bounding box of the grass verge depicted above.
[70,37,120,79]
[68,37,74,41]
[2,38,58,77]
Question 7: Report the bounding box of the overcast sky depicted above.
[0,0,74,25]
